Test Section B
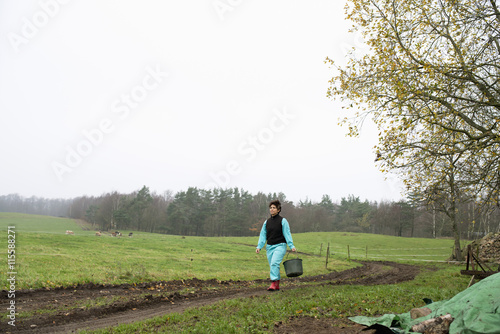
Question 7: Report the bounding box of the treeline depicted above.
[0,193,71,217]
[2,186,499,239]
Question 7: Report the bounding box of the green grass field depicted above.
[0,212,457,290]
[0,212,80,233]
[0,213,473,333]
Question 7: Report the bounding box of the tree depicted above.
[113,207,131,229]
[85,205,98,226]
[166,192,189,235]
[394,200,414,237]
[128,186,153,230]
[141,192,168,233]
[327,0,500,201]
[248,192,270,234]
[327,0,500,257]
[370,200,396,235]
[320,194,335,213]
[337,195,372,232]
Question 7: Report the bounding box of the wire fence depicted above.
[319,243,454,263]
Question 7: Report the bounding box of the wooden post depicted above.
[347,245,350,261]
[320,243,323,257]
[325,243,330,269]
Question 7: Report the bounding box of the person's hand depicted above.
[291,247,296,252]
[256,248,260,254]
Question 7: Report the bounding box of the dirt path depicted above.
[1,261,420,333]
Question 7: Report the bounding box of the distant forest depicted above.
[1,186,499,239]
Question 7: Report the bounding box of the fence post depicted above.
[325,243,330,269]
[347,245,350,261]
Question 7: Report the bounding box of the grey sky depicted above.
[0,0,404,204]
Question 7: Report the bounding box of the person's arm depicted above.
[256,221,267,253]
[281,218,296,251]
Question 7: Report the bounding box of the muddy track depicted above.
[1,261,420,333]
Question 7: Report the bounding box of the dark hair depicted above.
[269,200,281,212]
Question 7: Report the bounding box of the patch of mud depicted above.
[0,261,420,333]
[273,316,383,334]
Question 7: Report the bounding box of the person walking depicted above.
[256,199,296,291]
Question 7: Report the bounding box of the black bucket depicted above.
[283,258,303,277]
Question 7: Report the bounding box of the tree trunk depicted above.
[450,197,462,261]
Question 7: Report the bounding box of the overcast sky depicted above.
[0,0,404,204]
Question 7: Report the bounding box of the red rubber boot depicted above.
[267,280,278,291]
[267,280,280,291]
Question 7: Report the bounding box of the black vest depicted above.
[266,214,286,245]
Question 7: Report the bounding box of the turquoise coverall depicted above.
[257,218,295,281]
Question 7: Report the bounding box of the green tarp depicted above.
[349,272,500,334]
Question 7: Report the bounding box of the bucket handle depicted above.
[285,250,299,260]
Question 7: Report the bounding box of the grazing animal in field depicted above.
[65,230,74,235]
[128,232,133,237]
[95,231,101,236]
